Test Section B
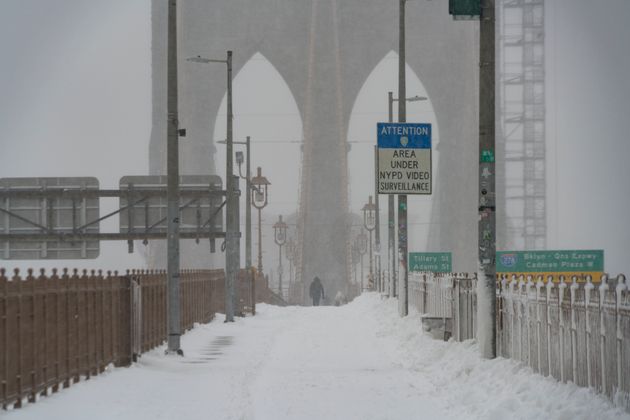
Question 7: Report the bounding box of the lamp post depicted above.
[351,242,360,289]
[387,91,428,298]
[362,196,377,290]
[187,50,237,322]
[273,215,288,298]
[286,238,296,290]
[356,232,368,291]
[251,167,270,274]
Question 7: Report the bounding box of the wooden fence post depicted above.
[26,268,36,403]
[36,269,48,398]
[1,268,7,408]
[49,268,60,394]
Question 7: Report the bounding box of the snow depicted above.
[4,294,628,420]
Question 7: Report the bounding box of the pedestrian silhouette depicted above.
[309,276,325,306]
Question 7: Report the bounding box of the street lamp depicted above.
[251,167,270,274]
[362,196,377,290]
[386,91,428,299]
[273,215,288,298]
[356,232,368,291]
[187,50,237,322]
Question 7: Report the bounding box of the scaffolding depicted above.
[498,0,546,250]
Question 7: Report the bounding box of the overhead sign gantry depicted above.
[0,175,225,260]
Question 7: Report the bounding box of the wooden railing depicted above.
[0,267,275,409]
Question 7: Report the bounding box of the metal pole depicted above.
[233,175,241,313]
[245,137,252,269]
[388,92,396,298]
[360,253,364,291]
[374,146,381,292]
[478,0,497,359]
[257,208,263,274]
[289,254,293,288]
[278,243,283,297]
[398,0,408,316]
[225,50,236,322]
[368,229,373,289]
[245,136,253,314]
[166,0,182,354]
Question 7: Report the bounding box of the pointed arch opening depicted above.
[212,52,303,274]
[346,51,440,251]
[213,52,303,215]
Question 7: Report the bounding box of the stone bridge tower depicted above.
[149,0,479,302]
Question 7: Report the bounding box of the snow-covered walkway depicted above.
[4,294,629,420]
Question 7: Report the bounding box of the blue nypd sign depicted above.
[377,123,432,148]
[377,123,432,195]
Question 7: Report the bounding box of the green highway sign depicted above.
[449,0,480,19]
[496,250,604,273]
[409,252,452,273]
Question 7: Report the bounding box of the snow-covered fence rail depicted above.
[412,271,629,410]
[409,273,476,341]
[409,272,453,317]
[452,274,477,341]
[0,267,254,410]
[497,274,629,409]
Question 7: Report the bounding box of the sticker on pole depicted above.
[377,123,432,195]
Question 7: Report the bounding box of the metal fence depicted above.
[409,271,629,410]
[409,272,477,341]
[0,267,265,409]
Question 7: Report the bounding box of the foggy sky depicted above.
[0,0,628,274]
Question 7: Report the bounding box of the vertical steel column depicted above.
[245,137,252,269]
[374,146,381,292]
[166,0,182,354]
[478,0,497,358]
[388,92,396,298]
[232,175,241,314]
[224,51,236,322]
[398,0,408,316]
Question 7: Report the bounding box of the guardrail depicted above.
[409,272,629,410]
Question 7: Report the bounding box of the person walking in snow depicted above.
[309,276,325,306]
